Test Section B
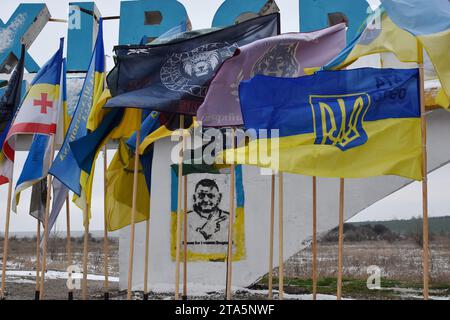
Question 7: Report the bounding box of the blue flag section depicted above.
[105,13,280,115]
[232,68,423,180]
[15,135,50,188]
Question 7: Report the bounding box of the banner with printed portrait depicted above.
[170,166,245,262]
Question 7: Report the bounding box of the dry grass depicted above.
[0,236,119,276]
[280,237,450,284]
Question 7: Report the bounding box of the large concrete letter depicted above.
[0,4,50,73]
[119,0,189,45]
[212,0,279,27]
[299,0,369,44]
[67,2,101,72]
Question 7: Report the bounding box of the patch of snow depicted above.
[2,270,119,282]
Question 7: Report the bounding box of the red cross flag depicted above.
[2,43,64,162]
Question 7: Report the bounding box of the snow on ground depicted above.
[2,270,119,282]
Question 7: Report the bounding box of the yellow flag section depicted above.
[138,115,197,155]
[419,30,450,108]
[224,118,422,180]
[324,10,418,71]
[381,0,450,109]
[86,88,142,137]
[324,5,449,109]
[106,139,150,231]
[74,69,106,219]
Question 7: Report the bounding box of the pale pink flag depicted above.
[197,23,347,127]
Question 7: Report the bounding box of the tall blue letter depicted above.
[299,0,369,44]
[119,0,189,45]
[67,2,101,72]
[0,4,50,73]
[212,0,278,27]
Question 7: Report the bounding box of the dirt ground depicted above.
[1,236,450,300]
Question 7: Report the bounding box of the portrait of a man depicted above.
[171,170,245,262]
[187,179,229,244]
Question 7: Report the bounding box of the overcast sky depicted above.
[1,0,449,233]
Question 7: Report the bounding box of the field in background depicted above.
[1,217,450,299]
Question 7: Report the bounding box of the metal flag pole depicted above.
[39,135,57,299]
[65,195,73,300]
[175,115,185,300]
[268,173,276,299]
[337,178,345,300]
[127,130,141,300]
[226,128,236,300]
[417,41,429,300]
[0,178,14,300]
[103,146,110,300]
[278,172,284,300]
[312,176,318,300]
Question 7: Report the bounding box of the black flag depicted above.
[105,13,280,115]
[0,44,25,146]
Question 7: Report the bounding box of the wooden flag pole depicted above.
[337,178,345,300]
[278,172,284,300]
[65,195,73,300]
[127,129,141,300]
[35,220,41,300]
[102,146,110,300]
[418,41,429,300]
[268,173,275,299]
[82,201,89,300]
[174,115,185,300]
[0,180,14,299]
[312,176,318,300]
[182,174,188,300]
[226,128,236,300]
[143,200,152,300]
[39,136,56,300]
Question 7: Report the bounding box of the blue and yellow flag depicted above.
[49,20,105,219]
[381,0,450,107]
[322,8,418,71]
[105,138,150,232]
[102,111,160,231]
[223,68,423,181]
[323,3,449,109]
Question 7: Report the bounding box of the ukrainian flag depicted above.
[322,8,418,71]
[381,0,450,108]
[222,68,423,181]
[105,138,150,232]
[49,20,105,222]
[73,18,107,218]
[323,2,450,109]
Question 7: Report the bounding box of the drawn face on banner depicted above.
[192,179,223,215]
[189,178,229,243]
[252,42,300,77]
[171,172,246,262]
